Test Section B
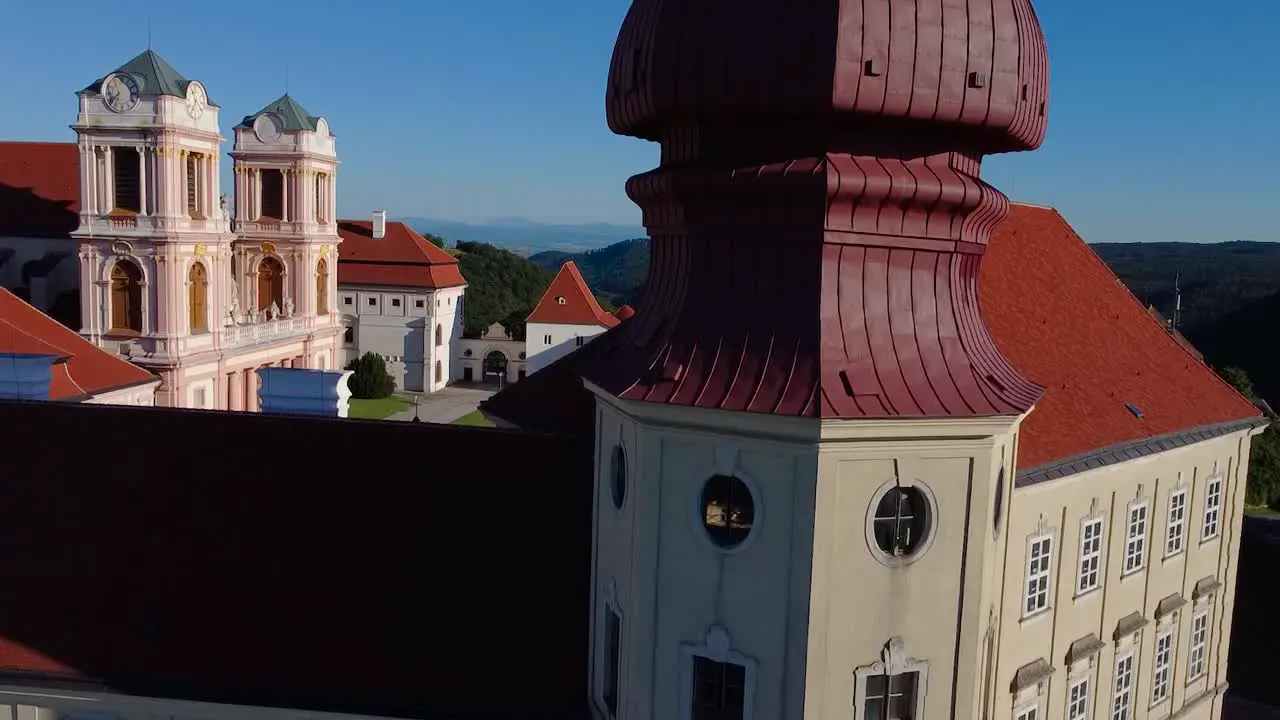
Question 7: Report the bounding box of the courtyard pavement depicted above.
[385,385,496,424]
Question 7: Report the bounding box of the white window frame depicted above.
[1123,502,1148,575]
[1165,489,1187,558]
[854,637,929,720]
[1015,701,1040,720]
[1151,628,1174,706]
[1202,475,1223,542]
[1078,517,1104,595]
[1112,651,1135,720]
[1066,676,1091,720]
[1187,607,1210,682]
[680,625,757,720]
[1024,534,1054,617]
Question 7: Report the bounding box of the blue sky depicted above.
[0,0,1275,243]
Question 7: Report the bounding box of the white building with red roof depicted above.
[335,210,467,392]
[524,260,621,375]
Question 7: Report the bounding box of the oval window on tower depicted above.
[993,465,1006,537]
[700,474,755,549]
[610,444,627,510]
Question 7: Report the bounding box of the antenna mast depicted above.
[1172,270,1182,331]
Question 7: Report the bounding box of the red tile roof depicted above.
[0,142,80,238]
[613,304,636,321]
[0,400,593,719]
[0,288,156,400]
[335,221,466,290]
[526,261,619,327]
[484,205,1262,472]
[979,204,1259,468]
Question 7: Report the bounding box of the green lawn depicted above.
[347,396,413,420]
[452,410,495,427]
[1245,505,1280,518]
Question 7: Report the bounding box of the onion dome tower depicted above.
[582,4,1055,720]
[584,0,1050,418]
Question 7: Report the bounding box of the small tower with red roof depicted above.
[583,1,1051,718]
[525,260,620,375]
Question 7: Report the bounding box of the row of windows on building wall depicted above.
[338,292,454,315]
[99,146,329,224]
[342,323,446,348]
[1022,475,1224,619]
[106,256,331,335]
[542,333,588,347]
[593,589,1218,720]
[1010,585,1217,720]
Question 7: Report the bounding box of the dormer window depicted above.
[556,296,566,305]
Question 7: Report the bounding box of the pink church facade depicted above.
[70,51,343,409]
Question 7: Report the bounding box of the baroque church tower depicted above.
[71,52,346,409]
[229,94,343,358]
[72,50,234,405]
[581,2,1050,720]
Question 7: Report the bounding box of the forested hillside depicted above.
[529,238,650,308]
[454,241,554,339]
[1091,242,1280,331]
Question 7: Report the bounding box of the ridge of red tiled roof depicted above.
[336,220,466,290]
[527,261,619,328]
[0,288,156,400]
[0,141,80,239]
[485,204,1262,472]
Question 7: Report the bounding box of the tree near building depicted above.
[346,352,396,399]
[1215,366,1280,508]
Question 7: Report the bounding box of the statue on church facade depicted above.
[283,297,294,318]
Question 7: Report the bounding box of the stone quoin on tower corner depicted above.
[583,0,1050,418]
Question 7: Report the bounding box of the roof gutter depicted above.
[1016,416,1269,488]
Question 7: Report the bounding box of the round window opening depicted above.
[700,474,755,549]
[610,445,627,510]
[872,484,932,559]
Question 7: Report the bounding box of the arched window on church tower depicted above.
[257,256,284,316]
[316,258,329,315]
[435,323,443,347]
[109,260,143,334]
[188,262,208,333]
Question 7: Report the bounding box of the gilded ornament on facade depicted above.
[319,244,330,256]
[261,241,278,254]
[194,244,207,257]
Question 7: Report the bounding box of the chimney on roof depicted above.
[372,210,387,240]
[256,367,355,418]
[0,353,60,401]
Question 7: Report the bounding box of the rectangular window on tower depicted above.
[315,173,325,222]
[692,656,746,720]
[111,146,141,214]
[186,154,200,217]
[260,169,284,220]
[601,607,621,716]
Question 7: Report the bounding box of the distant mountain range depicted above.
[398,216,645,256]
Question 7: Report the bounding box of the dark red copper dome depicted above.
[606,0,1049,152]
[583,0,1051,420]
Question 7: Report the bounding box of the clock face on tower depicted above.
[186,81,207,119]
[102,73,140,113]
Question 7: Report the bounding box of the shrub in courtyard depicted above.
[345,352,396,399]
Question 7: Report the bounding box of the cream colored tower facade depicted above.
[586,387,1020,720]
